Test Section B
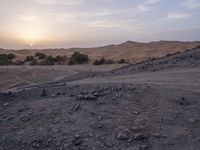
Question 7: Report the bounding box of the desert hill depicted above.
[109,45,200,75]
[1,41,200,63]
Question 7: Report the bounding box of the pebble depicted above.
[139,144,151,150]
[3,102,9,107]
[41,89,47,97]
[188,118,198,124]
[117,131,129,141]
[72,138,82,145]
[134,133,146,141]
[72,104,80,112]
[176,97,190,106]
[76,94,98,101]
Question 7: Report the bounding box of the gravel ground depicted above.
[1,47,200,150]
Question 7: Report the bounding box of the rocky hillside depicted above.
[109,46,200,75]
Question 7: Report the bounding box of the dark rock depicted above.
[130,126,145,132]
[72,104,80,112]
[134,133,146,141]
[72,137,82,145]
[57,92,61,96]
[41,89,47,97]
[6,92,12,96]
[64,143,69,148]
[76,94,98,101]
[3,102,9,107]
[105,142,113,148]
[97,116,103,120]
[134,111,140,115]
[7,116,14,121]
[188,118,199,124]
[32,140,42,148]
[152,133,166,139]
[139,143,151,150]
[117,131,129,141]
[176,97,190,106]
[93,123,104,129]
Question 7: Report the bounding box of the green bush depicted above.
[15,60,24,65]
[68,52,89,65]
[105,59,114,64]
[24,56,38,65]
[24,56,35,62]
[93,58,114,65]
[43,55,56,65]
[55,55,67,63]
[30,59,37,65]
[40,55,68,65]
[35,52,47,59]
[117,59,128,64]
[7,53,16,60]
[0,53,15,65]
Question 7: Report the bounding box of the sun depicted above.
[29,43,33,47]
[21,30,42,43]
[15,26,45,46]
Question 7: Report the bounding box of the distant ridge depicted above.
[1,41,200,63]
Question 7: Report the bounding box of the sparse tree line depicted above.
[0,52,128,66]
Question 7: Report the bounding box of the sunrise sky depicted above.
[0,0,200,49]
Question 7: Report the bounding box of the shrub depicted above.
[43,55,56,65]
[15,60,24,65]
[30,59,37,65]
[24,56,37,65]
[105,59,114,64]
[24,56,35,62]
[93,58,105,65]
[117,59,128,64]
[68,52,89,65]
[55,55,67,63]
[35,52,47,59]
[93,58,114,65]
[0,54,15,65]
[7,53,16,60]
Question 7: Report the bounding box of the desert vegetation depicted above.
[0,51,128,66]
[68,52,89,65]
[117,59,128,64]
[0,53,16,65]
[93,58,115,65]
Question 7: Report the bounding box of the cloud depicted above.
[34,0,83,5]
[74,9,126,18]
[183,0,200,9]
[167,12,191,19]
[19,15,38,21]
[147,0,162,4]
[136,0,162,13]
[84,20,143,33]
[137,5,152,12]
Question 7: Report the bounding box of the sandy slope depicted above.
[1,41,200,62]
[0,64,124,90]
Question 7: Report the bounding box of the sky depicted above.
[0,0,200,49]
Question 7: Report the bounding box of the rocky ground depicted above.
[1,47,200,150]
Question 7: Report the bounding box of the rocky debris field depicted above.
[108,46,200,76]
[1,47,200,150]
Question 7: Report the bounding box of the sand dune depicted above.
[1,41,200,63]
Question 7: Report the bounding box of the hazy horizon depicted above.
[1,0,200,49]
